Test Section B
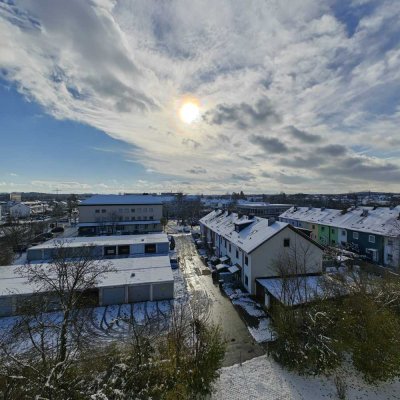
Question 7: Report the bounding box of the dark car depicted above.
[170,257,179,269]
[51,226,65,233]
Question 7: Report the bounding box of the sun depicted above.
[179,101,200,124]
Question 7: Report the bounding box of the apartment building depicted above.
[279,206,400,268]
[200,210,323,295]
[78,194,163,236]
[236,201,292,219]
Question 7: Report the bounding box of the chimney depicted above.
[268,217,276,226]
[248,214,255,220]
[361,209,368,217]
[238,213,243,219]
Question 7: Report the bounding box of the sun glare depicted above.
[179,101,200,124]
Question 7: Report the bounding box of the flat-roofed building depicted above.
[78,194,163,236]
[0,255,174,317]
[236,201,292,219]
[27,233,170,261]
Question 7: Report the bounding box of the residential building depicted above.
[10,192,22,202]
[236,201,292,219]
[78,194,163,236]
[200,210,323,295]
[279,206,400,268]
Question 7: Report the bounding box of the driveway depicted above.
[175,235,264,366]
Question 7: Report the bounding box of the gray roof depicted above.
[0,255,173,297]
[28,233,169,250]
[200,210,289,254]
[279,206,400,237]
[80,195,163,206]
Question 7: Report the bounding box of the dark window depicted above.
[236,250,239,258]
[145,243,157,253]
[331,229,335,233]
[149,216,154,220]
[229,244,231,252]
[104,246,116,256]
[284,238,290,247]
[118,245,130,255]
[321,226,325,231]
[95,209,100,213]
[245,275,249,286]
[312,225,315,229]
[245,256,248,265]
[101,209,106,213]
[131,208,135,212]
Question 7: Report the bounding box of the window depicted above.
[342,230,346,236]
[229,244,231,252]
[236,250,239,258]
[312,225,315,229]
[104,246,116,256]
[145,243,156,254]
[331,229,335,233]
[368,235,375,243]
[321,226,325,231]
[131,208,135,212]
[143,216,148,220]
[95,209,100,213]
[224,239,227,247]
[353,232,359,240]
[149,216,153,220]
[245,255,248,265]
[118,245,130,255]
[245,275,249,286]
[131,217,135,221]
[388,239,393,246]
[388,254,393,261]
[284,238,290,247]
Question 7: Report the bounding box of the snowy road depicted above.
[175,235,264,366]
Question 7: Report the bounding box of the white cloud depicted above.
[1,0,400,193]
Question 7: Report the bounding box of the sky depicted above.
[0,0,400,194]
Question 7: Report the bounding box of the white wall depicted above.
[248,227,323,294]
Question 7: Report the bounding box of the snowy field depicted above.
[212,355,400,400]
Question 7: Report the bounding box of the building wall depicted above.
[79,204,163,224]
[384,237,400,268]
[346,230,384,263]
[247,227,323,295]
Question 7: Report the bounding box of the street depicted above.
[175,234,264,366]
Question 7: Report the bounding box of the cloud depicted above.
[203,97,281,129]
[286,126,322,143]
[1,0,400,193]
[250,135,290,154]
[317,144,348,156]
[187,166,207,174]
[231,173,255,181]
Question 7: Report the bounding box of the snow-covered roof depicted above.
[80,194,163,206]
[257,275,326,306]
[199,210,289,254]
[78,220,160,227]
[237,201,292,208]
[279,206,400,237]
[29,233,169,250]
[0,255,173,297]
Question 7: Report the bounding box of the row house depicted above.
[200,210,323,295]
[279,206,400,269]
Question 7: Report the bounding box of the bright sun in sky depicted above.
[179,101,200,124]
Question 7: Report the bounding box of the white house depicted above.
[200,210,323,295]
[10,203,31,219]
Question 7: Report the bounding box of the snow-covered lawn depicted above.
[213,355,400,400]
[248,318,275,343]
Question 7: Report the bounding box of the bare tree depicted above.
[0,241,113,398]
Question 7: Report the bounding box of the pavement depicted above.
[175,234,264,367]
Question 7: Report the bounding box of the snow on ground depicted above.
[232,297,266,318]
[172,268,188,300]
[248,318,275,343]
[212,355,400,400]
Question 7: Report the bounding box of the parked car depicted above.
[170,257,179,269]
[51,226,64,233]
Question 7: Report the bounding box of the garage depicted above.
[102,287,125,305]
[128,284,151,302]
[0,297,13,317]
[152,282,174,301]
